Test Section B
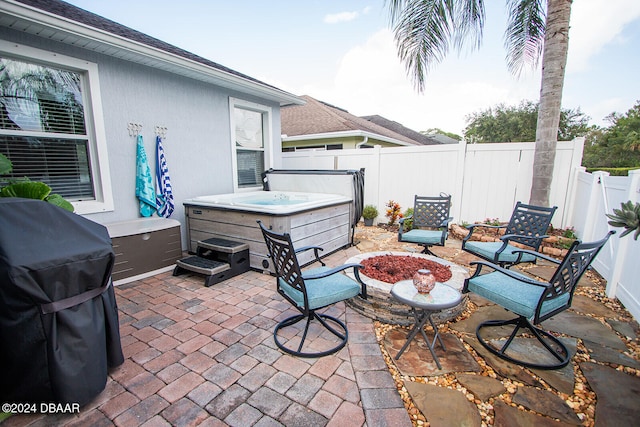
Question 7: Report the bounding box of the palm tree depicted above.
[388,0,572,207]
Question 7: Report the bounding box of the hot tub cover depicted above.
[0,198,124,405]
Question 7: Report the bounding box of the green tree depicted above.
[583,101,640,168]
[387,0,572,207]
[463,101,591,143]
[421,127,462,141]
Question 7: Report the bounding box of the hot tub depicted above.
[183,191,353,271]
[184,191,350,214]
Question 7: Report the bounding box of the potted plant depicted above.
[362,204,378,226]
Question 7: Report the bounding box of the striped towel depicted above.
[135,135,156,217]
[155,135,174,218]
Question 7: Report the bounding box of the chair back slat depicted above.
[505,202,557,249]
[258,222,306,294]
[412,194,451,229]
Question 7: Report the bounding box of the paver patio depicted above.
[2,226,639,426]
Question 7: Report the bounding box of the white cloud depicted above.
[324,11,359,24]
[567,0,640,72]
[282,29,539,135]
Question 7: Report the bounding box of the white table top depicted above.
[390,280,462,311]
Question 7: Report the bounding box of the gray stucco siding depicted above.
[0,28,283,250]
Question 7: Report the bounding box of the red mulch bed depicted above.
[360,255,452,284]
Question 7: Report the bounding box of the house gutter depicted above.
[355,136,369,148]
[282,131,414,147]
[0,1,304,107]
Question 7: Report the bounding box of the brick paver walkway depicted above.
[4,246,411,427]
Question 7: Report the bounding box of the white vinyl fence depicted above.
[570,169,640,321]
[282,139,640,321]
[282,138,585,229]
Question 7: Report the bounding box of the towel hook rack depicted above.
[155,126,168,139]
[128,122,143,137]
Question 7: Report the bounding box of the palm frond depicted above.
[388,0,484,92]
[453,0,485,52]
[504,0,546,76]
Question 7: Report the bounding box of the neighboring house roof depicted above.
[425,133,460,145]
[361,115,441,145]
[1,0,303,106]
[281,95,427,146]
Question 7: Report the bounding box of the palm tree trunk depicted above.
[529,0,572,207]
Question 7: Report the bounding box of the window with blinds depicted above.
[0,57,94,200]
[233,105,266,189]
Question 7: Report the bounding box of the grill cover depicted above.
[0,198,124,405]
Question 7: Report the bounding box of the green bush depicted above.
[362,204,379,220]
[403,207,414,231]
[585,167,639,176]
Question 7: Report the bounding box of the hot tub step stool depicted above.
[173,238,250,287]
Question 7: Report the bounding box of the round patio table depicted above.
[390,280,462,369]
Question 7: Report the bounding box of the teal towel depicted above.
[135,135,156,217]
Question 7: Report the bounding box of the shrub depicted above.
[385,200,403,226]
[403,207,414,231]
[362,204,379,220]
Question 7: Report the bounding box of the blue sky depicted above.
[66,0,640,136]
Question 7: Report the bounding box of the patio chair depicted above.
[462,202,557,268]
[463,231,614,369]
[257,221,367,358]
[398,194,452,255]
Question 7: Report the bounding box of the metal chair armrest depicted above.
[295,245,325,266]
[511,248,561,265]
[500,233,550,242]
[463,223,506,243]
[465,260,549,288]
[398,215,413,239]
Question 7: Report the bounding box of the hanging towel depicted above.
[155,135,174,218]
[135,135,156,217]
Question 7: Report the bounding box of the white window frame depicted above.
[0,41,113,214]
[229,97,273,192]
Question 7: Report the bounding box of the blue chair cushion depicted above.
[400,229,444,246]
[466,271,570,320]
[464,241,537,263]
[279,267,361,310]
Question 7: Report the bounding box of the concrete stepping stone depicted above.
[519,265,594,288]
[531,359,576,396]
[487,336,578,369]
[542,311,627,351]
[404,381,482,427]
[486,336,577,394]
[493,400,575,426]
[581,362,640,427]
[468,293,494,307]
[583,341,640,369]
[384,329,481,376]
[520,265,556,282]
[431,246,461,260]
[606,318,638,339]
[570,294,619,319]
[452,251,481,267]
[512,386,581,425]
[455,373,506,401]
[449,305,514,338]
[463,335,541,387]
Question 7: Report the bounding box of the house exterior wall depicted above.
[1,28,283,248]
